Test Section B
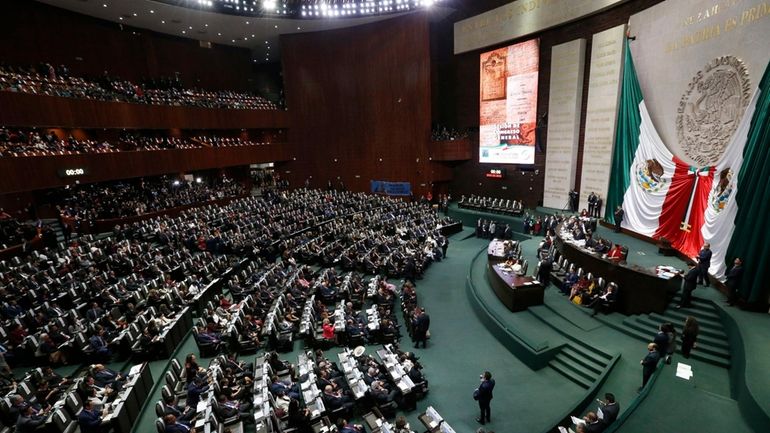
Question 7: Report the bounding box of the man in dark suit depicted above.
[185,378,209,410]
[163,414,193,433]
[587,192,597,217]
[411,308,430,349]
[726,257,744,306]
[677,263,699,309]
[696,243,712,286]
[77,401,105,433]
[599,393,620,427]
[640,343,660,389]
[16,405,48,433]
[475,371,495,425]
[163,395,195,423]
[613,206,624,232]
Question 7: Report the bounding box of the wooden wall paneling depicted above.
[281,13,432,196]
[0,92,289,129]
[0,144,291,194]
[0,0,254,92]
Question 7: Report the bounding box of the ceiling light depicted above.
[149,10,154,14]
[102,3,107,7]
[218,32,222,36]
[263,0,277,11]
[132,12,137,16]
[161,20,166,24]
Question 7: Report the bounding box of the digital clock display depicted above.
[57,168,88,177]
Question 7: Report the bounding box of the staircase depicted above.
[547,342,614,389]
[598,295,730,368]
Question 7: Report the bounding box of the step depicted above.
[563,337,613,363]
[648,312,727,341]
[631,318,730,359]
[600,317,730,368]
[670,295,722,319]
[640,313,730,348]
[548,358,592,389]
[554,352,600,382]
[660,309,724,332]
[559,346,605,376]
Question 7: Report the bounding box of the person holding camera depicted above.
[474,371,495,425]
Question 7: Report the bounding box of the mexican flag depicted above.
[605,38,760,280]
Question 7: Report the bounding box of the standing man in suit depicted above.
[696,243,712,287]
[677,263,699,309]
[613,206,624,233]
[411,308,430,349]
[640,343,660,390]
[725,257,744,306]
[475,371,495,425]
[587,192,597,218]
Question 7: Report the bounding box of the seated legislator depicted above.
[607,244,623,262]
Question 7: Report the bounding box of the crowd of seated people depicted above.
[460,194,524,216]
[0,128,117,156]
[195,135,269,148]
[0,211,39,249]
[0,188,450,433]
[0,62,278,110]
[0,356,154,432]
[430,125,469,141]
[0,128,277,157]
[539,215,621,315]
[52,176,246,227]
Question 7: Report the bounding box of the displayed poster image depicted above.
[479,39,539,164]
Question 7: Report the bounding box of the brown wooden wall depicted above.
[436,0,665,206]
[281,13,433,196]
[0,92,289,129]
[0,145,290,194]
[0,0,256,92]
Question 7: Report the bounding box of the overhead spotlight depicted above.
[263,0,277,11]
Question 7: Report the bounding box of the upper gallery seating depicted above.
[0,62,278,110]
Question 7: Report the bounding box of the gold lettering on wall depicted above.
[666,1,770,53]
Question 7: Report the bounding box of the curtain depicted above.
[726,60,770,303]
[605,38,643,223]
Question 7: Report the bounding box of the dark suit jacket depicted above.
[77,409,103,433]
[601,402,620,425]
[725,265,743,290]
[697,249,712,269]
[164,422,192,433]
[477,378,495,402]
[642,350,660,376]
[683,267,699,290]
[16,414,47,433]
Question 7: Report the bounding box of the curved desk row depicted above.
[487,241,544,312]
[553,228,680,315]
